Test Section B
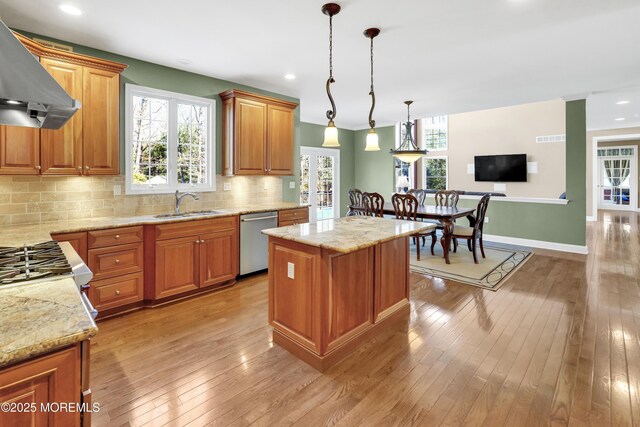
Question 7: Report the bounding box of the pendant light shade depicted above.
[321,3,341,147]
[364,129,379,151]
[363,28,380,151]
[390,100,427,163]
[323,120,339,147]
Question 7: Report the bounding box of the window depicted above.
[422,116,448,151]
[125,84,215,194]
[424,157,448,190]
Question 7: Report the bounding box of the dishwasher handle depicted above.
[241,215,278,222]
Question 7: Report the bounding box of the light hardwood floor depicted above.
[90,211,639,426]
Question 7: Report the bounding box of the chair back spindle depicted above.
[363,192,385,218]
[434,190,460,208]
[407,189,427,206]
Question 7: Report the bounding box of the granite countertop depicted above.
[0,277,98,368]
[0,202,307,247]
[262,216,436,253]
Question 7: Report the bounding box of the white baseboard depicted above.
[586,216,597,222]
[483,233,589,255]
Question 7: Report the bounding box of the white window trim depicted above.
[300,146,340,221]
[124,84,216,195]
[424,155,449,190]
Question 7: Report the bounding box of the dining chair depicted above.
[407,189,427,206]
[347,188,366,216]
[363,192,385,217]
[431,189,461,252]
[451,194,490,263]
[391,193,436,260]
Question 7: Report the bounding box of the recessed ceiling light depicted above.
[59,4,82,15]
[616,100,630,105]
[614,117,626,121]
[284,74,296,80]
[6,100,21,105]
[177,59,192,65]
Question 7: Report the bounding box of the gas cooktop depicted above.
[0,241,72,285]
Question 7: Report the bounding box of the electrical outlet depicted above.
[289,181,295,189]
[484,217,489,223]
[223,182,231,191]
[113,185,121,196]
[263,181,269,190]
[287,262,295,279]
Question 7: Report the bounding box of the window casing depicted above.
[424,156,448,190]
[125,84,215,195]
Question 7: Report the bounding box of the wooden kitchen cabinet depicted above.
[0,126,40,175]
[220,89,297,176]
[278,207,310,226]
[0,344,81,427]
[0,33,126,177]
[147,216,240,300]
[51,231,88,264]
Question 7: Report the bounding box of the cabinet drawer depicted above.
[155,216,238,240]
[88,226,143,249]
[88,242,143,280]
[278,208,309,224]
[89,272,143,311]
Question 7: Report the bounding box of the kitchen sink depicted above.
[154,210,226,219]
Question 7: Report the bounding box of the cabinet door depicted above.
[155,236,199,299]
[199,228,238,288]
[266,104,294,175]
[51,231,88,265]
[0,126,40,175]
[235,98,267,174]
[40,59,83,175]
[82,67,120,175]
[0,345,81,427]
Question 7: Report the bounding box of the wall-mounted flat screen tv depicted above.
[474,154,527,182]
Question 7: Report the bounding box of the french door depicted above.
[597,146,636,211]
[300,147,340,222]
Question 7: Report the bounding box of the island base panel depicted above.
[273,302,409,372]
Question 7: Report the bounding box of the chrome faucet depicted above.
[175,190,199,214]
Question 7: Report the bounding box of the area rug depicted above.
[409,242,532,291]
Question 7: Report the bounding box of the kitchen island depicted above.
[263,216,436,372]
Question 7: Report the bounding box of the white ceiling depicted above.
[587,86,640,131]
[2,0,640,130]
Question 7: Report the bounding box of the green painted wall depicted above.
[353,100,587,247]
[16,30,300,196]
[353,126,397,201]
[285,123,355,216]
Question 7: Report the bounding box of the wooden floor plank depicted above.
[86,210,640,427]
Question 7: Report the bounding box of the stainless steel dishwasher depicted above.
[240,211,278,275]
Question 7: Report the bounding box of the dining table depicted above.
[382,202,476,264]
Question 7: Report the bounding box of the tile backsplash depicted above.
[0,175,284,226]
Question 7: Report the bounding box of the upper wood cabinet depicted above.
[0,33,127,176]
[220,89,297,176]
[0,126,40,175]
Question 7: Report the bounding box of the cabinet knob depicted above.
[85,166,91,171]
[77,166,82,173]
[35,165,41,170]
[195,240,200,244]
[115,259,120,264]
[115,290,121,295]
[115,235,120,239]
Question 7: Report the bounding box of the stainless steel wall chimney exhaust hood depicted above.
[0,19,80,129]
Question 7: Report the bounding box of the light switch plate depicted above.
[113,185,121,196]
[485,217,489,223]
[287,262,295,279]
[223,182,231,191]
[289,181,295,189]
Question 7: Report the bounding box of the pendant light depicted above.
[390,100,427,163]
[363,28,381,151]
[321,3,341,147]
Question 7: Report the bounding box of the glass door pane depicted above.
[316,155,334,220]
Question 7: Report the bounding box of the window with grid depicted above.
[424,157,448,190]
[125,84,215,194]
[422,116,448,151]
